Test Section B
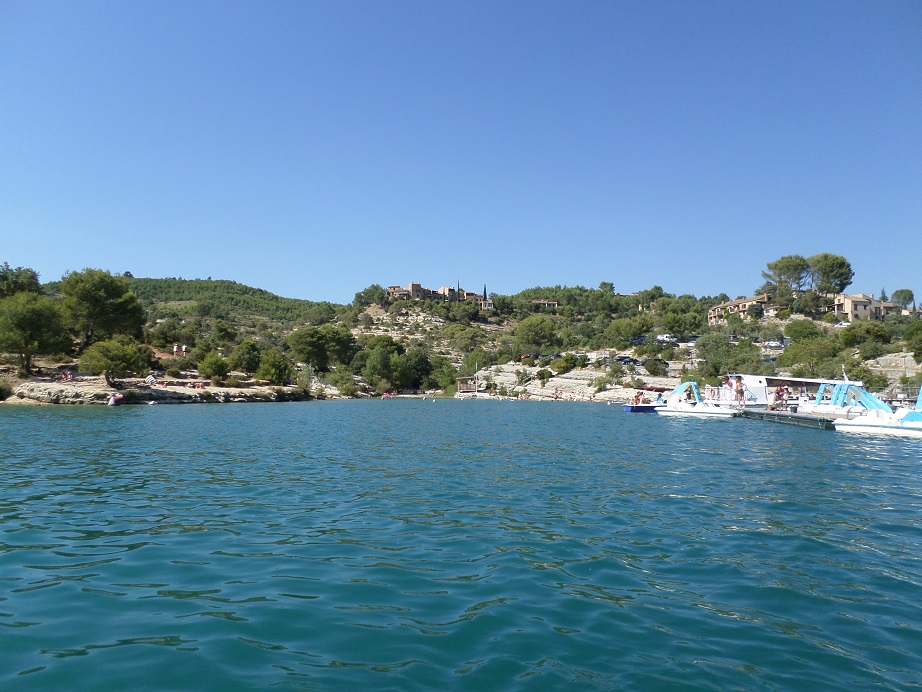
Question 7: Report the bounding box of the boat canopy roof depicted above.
[665,381,702,405]
[728,373,863,388]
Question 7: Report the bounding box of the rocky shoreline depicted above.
[2,363,676,407]
[3,375,311,406]
[457,363,679,403]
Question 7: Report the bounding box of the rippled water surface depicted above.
[2,400,921,689]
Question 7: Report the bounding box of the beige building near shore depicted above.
[707,294,772,325]
[829,293,895,322]
[708,291,899,325]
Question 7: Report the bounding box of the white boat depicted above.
[833,386,922,437]
[704,374,866,410]
[795,381,893,420]
[656,382,737,417]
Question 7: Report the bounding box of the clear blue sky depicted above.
[2,1,920,304]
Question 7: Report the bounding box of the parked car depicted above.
[615,356,641,365]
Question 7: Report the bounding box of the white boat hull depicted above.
[833,412,922,438]
[796,403,866,420]
[656,404,737,418]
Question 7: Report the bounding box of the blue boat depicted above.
[623,402,664,413]
[623,388,664,412]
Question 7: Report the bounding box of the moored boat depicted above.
[796,381,892,420]
[707,374,866,411]
[656,381,737,417]
[833,386,922,437]
[623,389,665,413]
[623,402,664,413]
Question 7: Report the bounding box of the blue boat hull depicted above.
[623,404,663,413]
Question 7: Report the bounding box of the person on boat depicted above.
[735,376,746,408]
[769,387,783,410]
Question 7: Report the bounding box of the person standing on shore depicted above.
[173,343,179,357]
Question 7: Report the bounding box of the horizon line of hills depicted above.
[42,275,732,309]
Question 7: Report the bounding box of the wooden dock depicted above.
[737,408,835,430]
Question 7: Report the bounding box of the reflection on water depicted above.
[1,401,921,689]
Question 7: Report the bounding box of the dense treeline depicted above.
[126,277,341,325]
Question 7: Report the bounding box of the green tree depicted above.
[761,255,810,295]
[784,319,822,342]
[360,334,405,356]
[550,353,579,375]
[78,336,152,386]
[389,352,412,389]
[790,290,831,317]
[429,355,457,389]
[61,268,145,348]
[255,348,294,385]
[643,358,668,376]
[353,284,387,308]
[147,317,183,348]
[287,326,330,372]
[398,348,433,389]
[362,345,393,386]
[605,315,654,342]
[693,333,762,378]
[0,292,70,374]
[212,320,237,344]
[301,302,337,325]
[844,361,889,390]
[325,369,359,397]
[229,340,263,374]
[891,289,915,312]
[0,263,41,299]
[746,302,764,320]
[319,325,358,366]
[807,253,854,294]
[839,321,892,348]
[777,337,842,376]
[903,320,922,363]
[198,351,230,380]
[514,316,560,354]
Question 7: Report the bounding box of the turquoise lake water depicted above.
[1,399,921,690]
